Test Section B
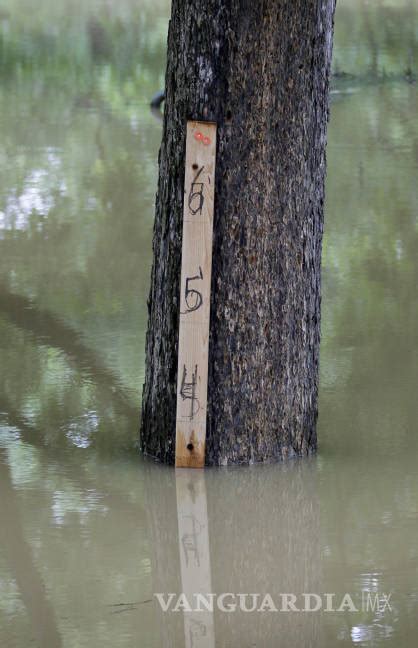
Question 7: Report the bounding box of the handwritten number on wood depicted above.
[180,364,200,420]
[181,267,203,314]
[188,166,205,215]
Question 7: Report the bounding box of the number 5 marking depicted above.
[181,267,204,314]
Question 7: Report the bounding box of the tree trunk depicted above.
[140,0,336,465]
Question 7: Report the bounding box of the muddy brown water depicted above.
[1,0,418,645]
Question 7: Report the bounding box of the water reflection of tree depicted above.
[322,82,418,457]
[333,0,418,80]
[144,462,321,647]
[320,79,418,645]
[0,448,62,647]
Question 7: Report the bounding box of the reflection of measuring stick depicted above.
[189,619,208,648]
[175,121,217,468]
[181,514,203,566]
[175,471,215,648]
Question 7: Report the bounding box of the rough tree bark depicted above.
[140,0,336,465]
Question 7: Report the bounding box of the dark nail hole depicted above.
[187,443,194,451]
[225,109,232,122]
[192,163,198,170]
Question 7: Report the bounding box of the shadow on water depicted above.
[0,284,137,419]
[0,281,140,458]
[0,449,62,648]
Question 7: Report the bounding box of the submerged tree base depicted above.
[140,0,336,466]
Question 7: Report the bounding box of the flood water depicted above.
[1,0,418,646]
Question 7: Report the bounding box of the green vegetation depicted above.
[0,0,168,110]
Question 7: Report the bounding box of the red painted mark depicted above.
[194,131,211,146]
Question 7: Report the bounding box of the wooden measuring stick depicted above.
[175,120,217,468]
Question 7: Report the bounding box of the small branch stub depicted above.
[175,120,217,468]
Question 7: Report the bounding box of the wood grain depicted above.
[175,121,217,468]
